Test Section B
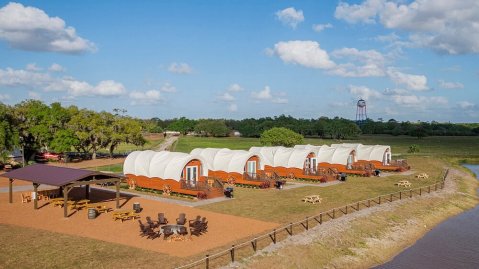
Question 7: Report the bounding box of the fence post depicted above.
[390,193,393,202]
[206,254,209,269]
[357,202,360,211]
[332,209,335,219]
[379,196,381,204]
[272,229,276,244]
[420,187,422,196]
[368,199,371,207]
[345,205,348,214]
[442,181,445,189]
[428,186,431,193]
[320,213,323,224]
[290,222,293,235]
[231,245,235,262]
[252,238,257,252]
[399,191,402,200]
[410,189,412,198]
[306,216,309,230]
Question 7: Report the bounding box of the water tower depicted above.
[356,98,367,124]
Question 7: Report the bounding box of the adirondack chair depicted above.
[146,216,159,228]
[188,215,201,227]
[178,226,188,236]
[176,213,186,225]
[158,213,168,225]
[20,193,31,203]
[163,226,174,240]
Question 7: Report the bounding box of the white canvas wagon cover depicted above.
[191,148,264,173]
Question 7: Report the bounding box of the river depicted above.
[375,164,479,269]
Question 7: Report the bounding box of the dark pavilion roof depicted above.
[0,164,121,186]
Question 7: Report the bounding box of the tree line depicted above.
[0,100,145,162]
[149,115,479,139]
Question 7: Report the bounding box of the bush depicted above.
[260,127,304,147]
[408,144,420,153]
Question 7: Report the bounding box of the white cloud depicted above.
[271,40,336,69]
[251,86,289,104]
[28,91,41,100]
[0,66,126,97]
[348,85,382,100]
[48,63,65,72]
[387,68,428,91]
[330,47,386,77]
[227,83,243,92]
[438,80,464,89]
[374,32,400,43]
[391,94,447,107]
[0,67,52,87]
[129,90,163,105]
[228,103,238,112]
[336,0,479,54]
[383,88,408,95]
[457,101,476,110]
[168,62,192,74]
[312,23,332,33]
[218,92,235,102]
[276,7,304,29]
[251,86,273,100]
[26,63,41,71]
[0,93,10,101]
[160,82,176,93]
[272,97,288,104]
[335,0,384,24]
[0,2,95,54]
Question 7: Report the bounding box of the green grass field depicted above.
[174,134,479,158]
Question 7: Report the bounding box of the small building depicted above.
[190,148,271,188]
[123,150,223,199]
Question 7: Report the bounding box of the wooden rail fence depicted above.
[176,169,449,269]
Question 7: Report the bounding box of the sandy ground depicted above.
[0,188,278,258]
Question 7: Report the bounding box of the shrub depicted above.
[408,144,420,153]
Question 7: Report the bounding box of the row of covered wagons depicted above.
[123,144,408,199]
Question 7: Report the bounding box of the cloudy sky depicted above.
[0,0,478,122]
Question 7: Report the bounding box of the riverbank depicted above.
[225,163,479,269]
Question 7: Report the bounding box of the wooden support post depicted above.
[115,181,120,209]
[206,254,209,269]
[63,186,69,218]
[9,178,13,203]
[85,184,90,200]
[33,183,39,210]
[231,245,235,262]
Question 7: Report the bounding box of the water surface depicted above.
[375,164,479,269]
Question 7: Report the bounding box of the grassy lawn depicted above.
[174,136,261,153]
[90,163,124,173]
[0,224,182,268]
[198,156,447,223]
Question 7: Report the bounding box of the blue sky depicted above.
[0,0,478,122]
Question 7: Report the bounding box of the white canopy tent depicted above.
[249,146,282,167]
[123,150,208,181]
[191,148,264,173]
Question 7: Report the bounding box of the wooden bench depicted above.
[416,173,429,179]
[396,180,411,187]
[302,195,322,204]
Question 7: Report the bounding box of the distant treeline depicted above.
[146,115,479,138]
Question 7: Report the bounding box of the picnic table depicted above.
[87,204,112,214]
[302,195,322,204]
[71,199,90,210]
[112,210,140,222]
[416,173,429,179]
[396,180,412,187]
[50,198,75,208]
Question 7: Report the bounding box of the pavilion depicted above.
[1,164,123,217]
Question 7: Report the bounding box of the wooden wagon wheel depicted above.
[128,179,137,190]
[227,177,236,185]
[162,185,172,196]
